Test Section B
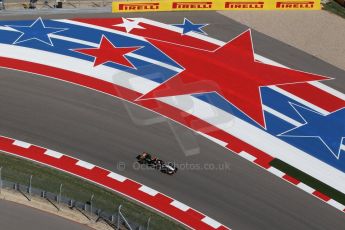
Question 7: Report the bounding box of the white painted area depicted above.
[12,140,31,148]
[297,183,315,194]
[139,185,159,196]
[51,34,97,47]
[76,160,95,169]
[44,150,63,159]
[267,167,285,178]
[327,199,345,211]
[107,172,127,182]
[341,144,345,152]
[263,105,302,126]
[197,132,228,147]
[0,26,18,32]
[238,151,257,162]
[254,54,287,68]
[170,200,190,212]
[201,216,222,229]
[310,81,345,101]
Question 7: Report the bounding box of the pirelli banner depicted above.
[112,0,321,12]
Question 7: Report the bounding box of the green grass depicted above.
[323,1,345,19]
[270,158,345,205]
[0,152,186,230]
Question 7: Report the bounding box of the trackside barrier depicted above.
[0,0,112,10]
[0,167,149,230]
[112,0,321,12]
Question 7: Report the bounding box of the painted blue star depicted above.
[173,18,208,35]
[6,17,68,46]
[279,103,345,159]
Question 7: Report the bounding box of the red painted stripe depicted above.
[313,191,331,202]
[278,83,345,112]
[282,174,300,185]
[88,167,109,179]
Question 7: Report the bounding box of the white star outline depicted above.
[278,102,345,159]
[5,17,68,46]
[71,34,144,69]
[175,18,209,36]
[137,29,332,129]
[113,18,145,33]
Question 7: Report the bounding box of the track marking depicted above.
[238,151,257,162]
[267,167,285,178]
[328,199,345,211]
[107,172,127,182]
[297,183,315,194]
[170,200,190,212]
[202,216,222,229]
[76,160,95,169]
[44,150,63,159]
[12,140,31,148]
[139,185,159,196]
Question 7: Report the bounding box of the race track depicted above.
[0,200,91,230]
[0,11,345,230]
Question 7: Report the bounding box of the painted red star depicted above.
[73,35,142,68]
[139,30,330,128]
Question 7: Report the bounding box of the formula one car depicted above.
[136,152,178,175]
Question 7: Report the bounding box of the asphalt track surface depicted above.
[0,200,90,230]
[0,11,345,230]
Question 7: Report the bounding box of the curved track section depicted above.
[0,12,345,230]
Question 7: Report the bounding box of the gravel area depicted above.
[219,10,345,71]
